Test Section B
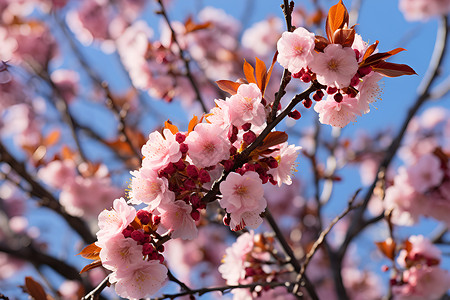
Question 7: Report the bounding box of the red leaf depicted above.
[332,27,355,47]
[184,16,212,33]
[80,259,103,274]
[44,130,60,147]
[257,131,288,152]
[216,80,241,95]
[375,238,396,260]
[326,0,349,42]
[188,115,199,133]
[243,60,256,84]
[263,52,278,96]
[24,277,48,300]
[361,48,407,67]
[314,36,330,52]
[164,120,179,135]
[255,57,267,91]
[372,61,417,77]
[77,243,101,260]
[362,41,379,62]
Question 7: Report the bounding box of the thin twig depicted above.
[82,274,111,300]
[0,142,96,244]
[168,270,192,293]
[152,280,293,300]
[292,189,362,294]
[156,0,208,113]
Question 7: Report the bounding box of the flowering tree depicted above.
[0,0,449,299]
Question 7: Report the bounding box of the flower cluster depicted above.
[399,0,450,21]
[390,235,450,300]
[383,107,450,227]
[219,231,296,299]
[276,0,415,128]
[87,80,301,297]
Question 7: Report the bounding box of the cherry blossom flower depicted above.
[110,260,168,300]
[399,0,450,21]
[268,142,301,186]
[227,83,266,127]
[406,153,443,193]
[314,94,362,128]
[99,235,144,271]
[141,129,181,171]
[356,72,383,114]
[185,123,230,168]
[218,231,254,285]
[276,27,315,74]
[129,168,174,209]
[309,44,358,88]
[242,17,283,58]
[397,235,442,268]
[37,160,77,190]
[219,171,266,230]
[97,198,136,243]
[392,265,450,300]
[158,200,198,240]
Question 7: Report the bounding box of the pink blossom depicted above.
[129,168,174,209]
[50,69,79,104]
[97,198,136,243]
[384,169,423,226]
[227,83,266,127]
[397,235,441,268]
[276,27,315,73]
[392,266,450,300]
[399,0,450,21]
[59,175,123,218]
[37,160,77,190]
[242,17,283,58]
[206,99,232,129]
[309,44,358,88]
[185,123,230,168]
[218,231,254,285]
[314,94,362,128]
[406,153,443,193]
[110,260,168,300]
[351,33,369,62]
[356,72,383,114]
[158,200,198,240]
[99,235,144,271]
[141,129,181,171]
[419,106,448,129]
[219,171,266,230]
[66,0,111,46]
[268,143,301,186]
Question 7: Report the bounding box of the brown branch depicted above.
[152,280,293,300]
[0,142,95,244]
[156,0,208,113]
[53,13,142,161]
[81,274,110,300]
[167,270,192,293]
[293,190,362,295]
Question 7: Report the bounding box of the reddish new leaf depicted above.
[243,60,256,84]
[24,277,48,300]
[80,259,102,274]
[326,0,349,43]
[216,80,241,95]
[188,115,199,133]
[77,242,101,260]
[44,130,60,147]
[164,120,179,135]
[372,61,417,77]
[257,131,288,152]
[375,238,396,261]
[362,41,379,62]
[314,36,330,52]
[263,52,278,96]
[184,16,212,33]
[362,48,407,67]
[255,57,267,91]
[332,27,355,47]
